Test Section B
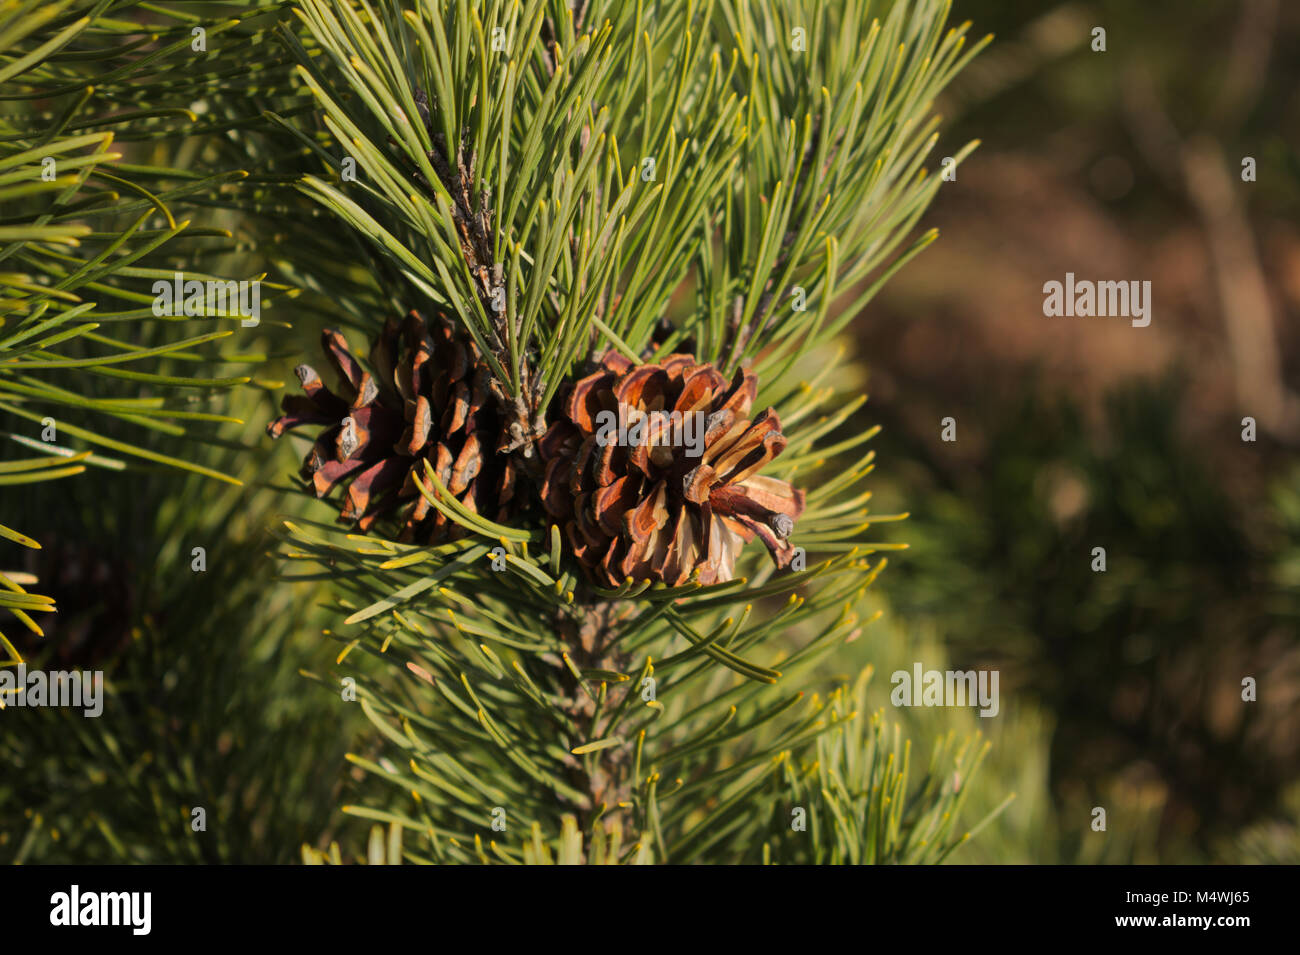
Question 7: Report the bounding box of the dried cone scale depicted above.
[267,310,518,542]
[539,351,805,587]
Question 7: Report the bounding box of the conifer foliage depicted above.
[0,0,286,679]
[1,0,1000,865]
[274,0,994,863]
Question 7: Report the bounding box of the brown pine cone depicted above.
[539,351,805,587]
[268,310,518,542]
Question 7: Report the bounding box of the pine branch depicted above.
[260,0,993,863]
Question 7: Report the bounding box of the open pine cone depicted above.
[539,351,805,587]
[268,310,517,542]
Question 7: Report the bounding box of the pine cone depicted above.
[268,310,518,542]
[539,351,805,587]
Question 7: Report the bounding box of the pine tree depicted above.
[1,0,1005,865]
[0,0,365,862]
[269,0,998,863]
[1,0,275,685]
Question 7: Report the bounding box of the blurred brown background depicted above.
[857,0,1300,861]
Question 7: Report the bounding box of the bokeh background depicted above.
[3,0,1297,864]
[854,0,1300,861]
